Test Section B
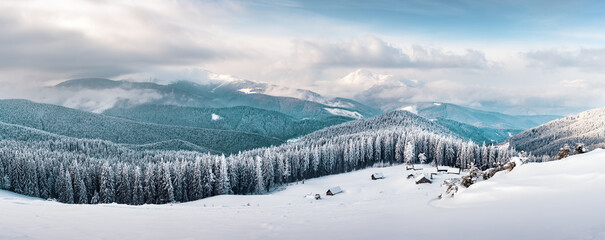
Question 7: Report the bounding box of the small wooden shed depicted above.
[415,174,432,184]
[406,165,423,171]
[407,173,415,179]
[436,166,448,173]
[447,168,461,175]
[326,186,343,196]
[371,172,385,180]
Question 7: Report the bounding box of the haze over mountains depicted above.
[0,68,572,152]
[55,76,380,120]
[0,69,596,156]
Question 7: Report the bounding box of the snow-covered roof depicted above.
[415,174,429,182]
[373,172,384,178]
[447,168,460,173]
[328,186,343,194]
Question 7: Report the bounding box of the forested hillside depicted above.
[0,100,282,154]
[434,118,522,144]
[56,78,380,120]
[415,102,560,129]
[0,122,64,142]
[104,105,351,140]
[0,109,516,205]
[509,108,605,156]
[302,110,452,140]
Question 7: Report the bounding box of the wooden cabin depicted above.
[371,172,385,180]
[415,174,432,184]
[406,165,423,171]
[407,173,415,179]
[447,168,461,175]
[436,166,448,172]
[326,186,343,196]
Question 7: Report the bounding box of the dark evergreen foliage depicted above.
[0,122,515,205]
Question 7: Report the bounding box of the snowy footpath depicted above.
[2,150,605,240]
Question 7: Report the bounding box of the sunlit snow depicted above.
[2,149,605,240]
[323,108,363,119]
[211,113,222,121]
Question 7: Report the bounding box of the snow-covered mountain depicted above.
[412,102,561,129]
[509,107,605,156]
[302,110,453,140]
[388,102,559,144]
[54,73,381,120]
[433,118,523,144]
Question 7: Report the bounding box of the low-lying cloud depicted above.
[524,48,605,72]
[285,36,489,70]
[0,85,163,114]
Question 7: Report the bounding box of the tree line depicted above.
[0,126,517,205]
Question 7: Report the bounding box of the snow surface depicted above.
[2,150,605,240]
[211,113,222,121]
[323,107,363,119]
[398,105,418,114]
[237,88,258,94]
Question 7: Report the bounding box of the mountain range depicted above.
[55,77,380,120]
[509,107,605,156]
[0,69,589,156]
[50,71,565,145]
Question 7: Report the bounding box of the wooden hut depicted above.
[447,168,461,175]
[371,172,385,180]
[415,174,432,184]
[437,166,448,173]
[406,165,423,171]
[326,186,343,196]
[407,173,415,179]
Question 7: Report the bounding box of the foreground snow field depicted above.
[2,150,605,240]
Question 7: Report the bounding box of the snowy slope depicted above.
[415,102,561,129]
[509,107,605,156]
[2,150,604,240]
[302,110,453,140]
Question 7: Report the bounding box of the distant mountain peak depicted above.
[338,69,393,88]
[50,73,382,120]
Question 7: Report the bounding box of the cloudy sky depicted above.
[1,0,604,115]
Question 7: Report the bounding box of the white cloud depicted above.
[281,36,488,70]
[524,48,605,72]
[561,79,587,88]
[0,0,604,116]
